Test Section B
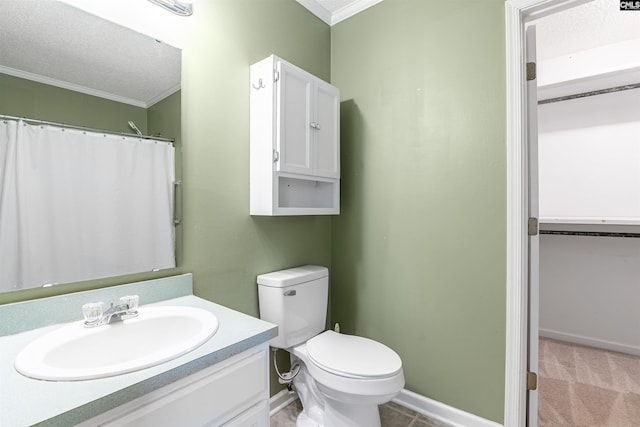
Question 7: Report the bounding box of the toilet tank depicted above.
[257,265,328,349]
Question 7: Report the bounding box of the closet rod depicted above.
[540,230,640,238]
[0,114,175,144]
[538,82,640,105]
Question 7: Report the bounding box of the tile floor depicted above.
[270,399,452,427]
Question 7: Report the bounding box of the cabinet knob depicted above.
[310,122,321,130]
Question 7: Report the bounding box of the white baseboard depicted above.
[393,389,503,427]
[270,387,502,427]
[269,389,298,416]
[540,328,640,357]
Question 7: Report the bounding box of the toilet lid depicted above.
[306,331,402,378]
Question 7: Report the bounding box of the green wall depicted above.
[148,90,181,142]
[330,0,506,422]
[0,73,147,133]
[179,0,331,315]
[179,0,332,395]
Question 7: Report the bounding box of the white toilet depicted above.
[257,265,404,427]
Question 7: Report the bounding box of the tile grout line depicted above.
[384,401,420,423]
[272,399,451,427]
[407,414,420,426]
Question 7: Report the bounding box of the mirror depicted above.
[0,0,182,293]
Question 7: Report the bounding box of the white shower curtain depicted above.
[0,119,175,291]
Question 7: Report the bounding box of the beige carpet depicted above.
[538,338,640,426]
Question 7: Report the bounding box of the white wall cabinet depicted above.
[250,55,340,215]
[77,345,269,427]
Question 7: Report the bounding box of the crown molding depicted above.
[0,65,148,108]
[297,0,384,26]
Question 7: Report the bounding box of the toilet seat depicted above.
[292,336,405,403]
[306,331,402,379]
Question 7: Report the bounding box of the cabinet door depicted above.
[220,401,268,427]
[78,349,268,427]
[313,80,340,179]
[276,60,313,176]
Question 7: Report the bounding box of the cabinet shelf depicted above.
[277,174,339,214]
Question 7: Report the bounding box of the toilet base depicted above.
[296,411,321,427]
[323,399,381,427]
[296,400,381,427]
[296,402,381,427]
[293,360,384,427]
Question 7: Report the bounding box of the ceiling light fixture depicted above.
[147,0,193,16]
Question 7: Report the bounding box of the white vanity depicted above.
[0,274,277,426]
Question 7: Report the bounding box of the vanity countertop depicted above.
[0,274,277,426]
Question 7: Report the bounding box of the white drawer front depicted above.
[219,401,268,427]
[84,347,268,427]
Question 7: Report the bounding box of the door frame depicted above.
[503,1,594,425]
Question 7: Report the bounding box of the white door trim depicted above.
[504,3,529,424]
[504,1,595,426]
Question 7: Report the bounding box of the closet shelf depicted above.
[537,39,640,102]
[540,217,640,226]
[540,218,640,236]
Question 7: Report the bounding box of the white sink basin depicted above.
[15,306,218,381]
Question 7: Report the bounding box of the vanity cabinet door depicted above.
[78,346,269,427]
[221,401,269,427]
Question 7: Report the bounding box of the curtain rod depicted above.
[0,114,175,144]
[538,83,640,105]
[540,230,640,238]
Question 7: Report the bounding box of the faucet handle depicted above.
[82,301,104,325]
[119,295,139,315]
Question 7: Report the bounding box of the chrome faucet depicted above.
[82,295,139,327]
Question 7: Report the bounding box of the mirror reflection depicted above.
[0,0,182,292]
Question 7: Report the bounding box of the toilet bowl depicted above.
[291,331,404,427]
[257,265,405,427]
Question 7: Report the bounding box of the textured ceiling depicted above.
[0,0,180,108]
[532,0,640,60]
[3,0,637,107]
